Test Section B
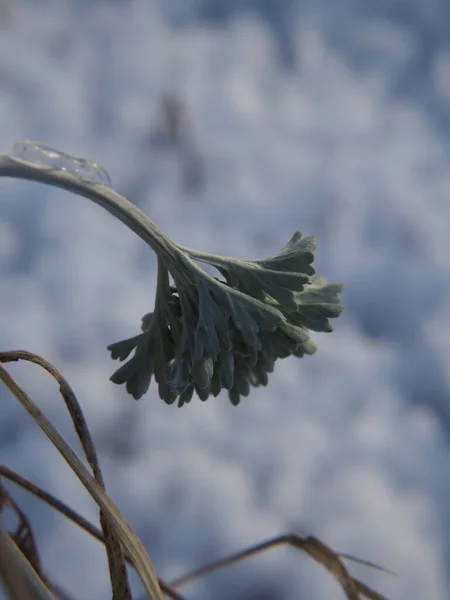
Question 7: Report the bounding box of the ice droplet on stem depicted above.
[10,141,112,186]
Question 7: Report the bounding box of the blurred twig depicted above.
[149,92,204,192]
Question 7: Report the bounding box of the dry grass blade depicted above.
[168,533,391,600]
[302,536,390,600]
[0,465,189,600]
[0,521,54,600]
[0,477,77,600]
[0,361,163,600]
[0,350,131,600]
[338,553,397,578]
[0,480,45,584]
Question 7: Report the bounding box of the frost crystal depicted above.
[10,142,112,186]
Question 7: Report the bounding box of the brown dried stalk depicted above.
[0,465,186,600]
[0,351,393,600]
[0,350,132,600]
[0,353,162,600]
[164,533,392,600]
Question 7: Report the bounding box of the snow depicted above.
[1,1,450,599]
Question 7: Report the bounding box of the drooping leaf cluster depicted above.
[108,232,343,406]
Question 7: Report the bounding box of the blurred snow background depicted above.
[1,0,450,598]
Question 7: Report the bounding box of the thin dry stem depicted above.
[167,533,391,600]
[0,351,392,600]
[0,465,188,600]
[0,360,162,600]
[0,481,44,582]
[0,521,53,600]
[0,350,132,600]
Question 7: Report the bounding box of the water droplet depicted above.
[10,141,112,186]
[164,357,190,391]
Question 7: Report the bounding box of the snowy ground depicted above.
[1,1,450,599]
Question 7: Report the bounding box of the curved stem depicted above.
[177,244,249,265]
[0,155,196,283]
[0,153,271,292]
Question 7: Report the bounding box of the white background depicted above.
[1,1,450,599]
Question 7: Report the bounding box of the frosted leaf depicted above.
[10,141,112,186]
